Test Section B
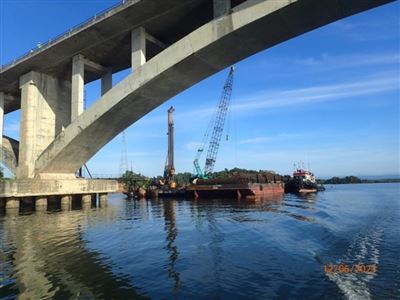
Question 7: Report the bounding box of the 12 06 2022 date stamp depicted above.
[324,264,378,274]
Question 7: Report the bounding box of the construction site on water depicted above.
[121,66,292,200]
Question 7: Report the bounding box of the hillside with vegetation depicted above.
[318,176,400,184]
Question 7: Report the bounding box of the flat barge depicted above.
[186,172,284,199]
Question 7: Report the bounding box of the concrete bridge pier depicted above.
[61,195,72,211]
[35,196,47,211]
[81,194,92,209]
[5,197,19,210]
[99,193,108,208]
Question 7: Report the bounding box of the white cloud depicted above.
[328,17,400,42]
[292,52,400,70]
[238,133,314,144]
[239,136,273,144]
[231,74,398,112]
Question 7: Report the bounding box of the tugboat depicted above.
[284,163,325,194]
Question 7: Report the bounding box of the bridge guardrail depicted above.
[0,0,134,71]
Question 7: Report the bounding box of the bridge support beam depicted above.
[101,69,113,95]
[131,27,146,71]
[213,0,231,18]
[18,71,71,179]
[71,54,85,122]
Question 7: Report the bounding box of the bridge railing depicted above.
[0,0,135,71]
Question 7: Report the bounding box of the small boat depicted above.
[285,166,325,194]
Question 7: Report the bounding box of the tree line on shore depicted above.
[317,176,400,184]
[119,169,400,187]
[119,168,280,187]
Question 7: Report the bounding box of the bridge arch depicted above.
[34,0,392,176]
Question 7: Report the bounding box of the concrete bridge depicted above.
[0,0,393,209]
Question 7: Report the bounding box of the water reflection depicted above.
[1,207,147,299]
[3,185,391,299]
[162,200,180,294]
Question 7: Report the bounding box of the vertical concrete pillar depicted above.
[35,196,47,211]
[101,69,112,95]
[214,0,231,18]
[71,54,85,122]
[18,72,71,179]
[81,194,91,209]
[0,92,4,149]
[131,27,146,71]
[99,193,108,208]
[6,197,19,209]
[18,73,38,178]
[61,195,72,210]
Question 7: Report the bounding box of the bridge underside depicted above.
[0,0,394,182]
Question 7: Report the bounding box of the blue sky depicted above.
[0,1,399,178]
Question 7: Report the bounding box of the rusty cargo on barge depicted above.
[186,171,284,199]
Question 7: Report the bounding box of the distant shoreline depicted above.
[318,176,400,184]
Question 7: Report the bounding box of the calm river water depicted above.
[0,183,399,299]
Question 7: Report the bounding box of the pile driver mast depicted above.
[164,106,176,184]
[194,66,235,178]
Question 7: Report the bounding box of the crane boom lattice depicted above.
[194,66,234,177]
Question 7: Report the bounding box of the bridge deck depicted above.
[1,0,245,113]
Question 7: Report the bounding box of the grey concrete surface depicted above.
[18,71,71,178]
[71,55,84,122]
[0,179,117,198]
[6,197,20,209]
[35,196,48,208]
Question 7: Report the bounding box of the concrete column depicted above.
[131,27,146,71]
[214,0,231,18]
[71,54,85,122]
[99,193,108,208]
[6,197,19,209]
[81,194,91,209]
[18,73,38,178]
[61,195,72,210]
[0,92,4,149]
[35,196,47,210]
[18,72,71,179]
[101,69,112,95]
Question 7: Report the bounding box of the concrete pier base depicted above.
[99,193,108,208]
[6,197,19,209]
[81,194,92,209]
[0,179,117,198]
[61,195,72,211]
[35,196,47,211]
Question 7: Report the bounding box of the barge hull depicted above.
[186,183,284,199]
